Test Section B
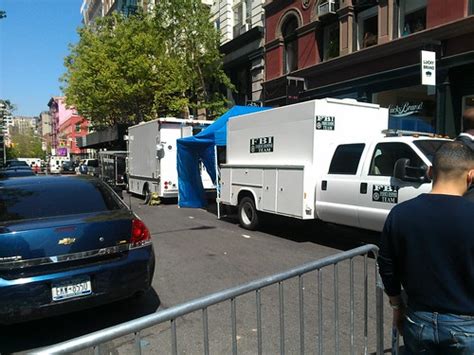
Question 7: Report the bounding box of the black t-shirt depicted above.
[378,194,474,315]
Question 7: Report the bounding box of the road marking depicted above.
[188,216,195,219]
[242,234,251,239]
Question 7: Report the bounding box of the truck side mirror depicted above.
[394,158,431,184]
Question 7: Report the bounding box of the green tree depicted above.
[62,1,232,129]
[8,130,45,159]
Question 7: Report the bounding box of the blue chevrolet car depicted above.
[0,176,155,324]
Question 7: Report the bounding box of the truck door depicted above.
[317,143,367,229]
[358,142,432,232]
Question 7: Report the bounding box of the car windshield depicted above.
[0,179,124,223]
[413,139,447,163]
[6,161,29,167]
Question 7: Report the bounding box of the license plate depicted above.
[51,277,92,301]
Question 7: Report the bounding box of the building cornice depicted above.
[296,21,320,36]
[220,26,264,54]
[265,38,284,51]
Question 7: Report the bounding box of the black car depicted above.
[60,161,77,174]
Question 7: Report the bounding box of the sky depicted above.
[0,0,83,117]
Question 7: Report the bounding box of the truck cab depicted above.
[317,133,447,232]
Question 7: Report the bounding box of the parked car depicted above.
[0,168,36,178]
[60,161,77,174]
[4,165,33,171]
[78,159,99,177]
[5,160,29,168]
[0,176,155,324]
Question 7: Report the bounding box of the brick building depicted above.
[58,115,90,160]
[263,0,474,136]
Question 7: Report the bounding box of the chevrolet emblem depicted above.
[58,237,76,245]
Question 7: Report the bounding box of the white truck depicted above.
[220,98,448,232]
[127,117,214,201]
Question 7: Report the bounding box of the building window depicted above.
[373,85,436,133]
[233,0,251,38]
[358,6,378,49]
[470,0,474,15]
[282,16,299,74]
[75,123,82,133]
[398,0,426,37]
[228,64,251,105]
[323,21,340,60]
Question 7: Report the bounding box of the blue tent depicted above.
[177,106,271,208]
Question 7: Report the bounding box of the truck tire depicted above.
[143,185,151,205]
[238,197,259,230]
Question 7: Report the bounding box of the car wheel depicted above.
[238,196,259,230]
[143,185,151,205]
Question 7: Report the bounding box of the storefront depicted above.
[373,85,436,133]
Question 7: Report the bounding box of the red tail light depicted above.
[131,219,151,248]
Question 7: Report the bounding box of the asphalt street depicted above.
[0,194,396,354]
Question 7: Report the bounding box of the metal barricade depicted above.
[34,244,384,355]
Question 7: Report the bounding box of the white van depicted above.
[49,156,69,174]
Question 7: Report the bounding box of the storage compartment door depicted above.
[276,169,304,217]
[262,169,277,212]
[220,168,232,204]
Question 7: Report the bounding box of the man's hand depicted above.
[393,307,406,336]
[389,295,405,336]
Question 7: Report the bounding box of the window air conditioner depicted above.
[318,0,336,17]
[240,23,250,34]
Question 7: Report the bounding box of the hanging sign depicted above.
[421,50,436,86]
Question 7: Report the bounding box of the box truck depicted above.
[98,151,127,189]
[127,117,213,202]
[219,98,448,232]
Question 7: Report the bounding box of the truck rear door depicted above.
[357,141,432,231]
[316,143,367,228]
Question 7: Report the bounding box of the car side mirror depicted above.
[394,158,431,184]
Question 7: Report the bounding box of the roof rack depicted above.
[381,129,445,138]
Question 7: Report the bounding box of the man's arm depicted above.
[377,213,405,334]
[377,213,402,297]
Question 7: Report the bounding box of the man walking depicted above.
[456,107,474,150]
[378,141,474,354]
[456,107,474,201]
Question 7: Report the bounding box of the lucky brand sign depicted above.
[421,50,436,86]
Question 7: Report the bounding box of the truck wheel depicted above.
[238,197,259,230]
[143,185,151,204]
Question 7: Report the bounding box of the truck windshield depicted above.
[413,140,447,162]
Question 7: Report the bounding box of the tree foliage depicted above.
[8,130,45,160]
[62,0,232,129]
